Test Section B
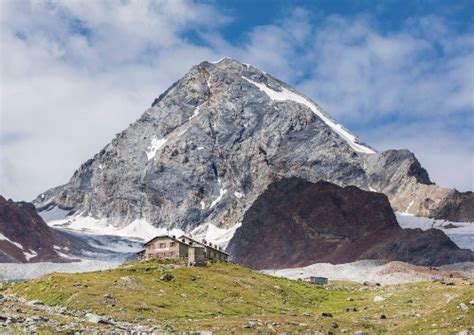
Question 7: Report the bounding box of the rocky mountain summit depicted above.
[33,58,473,234]
[0,196,70,263]
[227,178,474,269]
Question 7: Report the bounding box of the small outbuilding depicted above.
[307,276,328,285]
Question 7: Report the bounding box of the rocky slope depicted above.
[0,196,70,263]
[33,58,473,234]
[227,178,474,269]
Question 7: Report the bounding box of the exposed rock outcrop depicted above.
[227,178,474,269]
[365,150,473,221]
[434,191,474,222]
[32,58,472,234]
[0,196,72,263]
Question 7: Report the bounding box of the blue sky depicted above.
[215,0,473,39]
[0,0,473,200]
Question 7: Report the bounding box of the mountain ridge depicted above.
[0,196,71,263]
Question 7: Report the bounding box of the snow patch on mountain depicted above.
[190,102,206,120]
[234,191,244,199]
[405,200,414,212]
[210,56,232,64]
[242,77,375,154]
[190,222,241,249]
[113,219,169,240]
[23,249,37,262]
[210,188,227,209]
[0,233,24,250]
[146,137,167,161]
[55,250,75,259]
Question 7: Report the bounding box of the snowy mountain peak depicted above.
[33,59,473,240]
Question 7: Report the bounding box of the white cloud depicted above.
[297,15,474,124]
[365,122,473,192]
[0,3,472,200]
[0,0,223,200]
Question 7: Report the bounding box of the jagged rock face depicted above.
[33,58,472,230]
[434,191,474,222]
[0,196,69,263]
[365,150,473,221]
[227,178,474,269]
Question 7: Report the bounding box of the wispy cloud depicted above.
[0,0,225,200]
[297,15,474,125]
[0,1,472,200]
[365,121,474,191]
[296,15,474,191]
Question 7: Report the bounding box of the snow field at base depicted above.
[42,213,164,242]
[38,206,474,253]
[396,212,474,251]
[0,260,122,283]
[42,215,236,249]
[242,77,375,154]
[0,206,239,281]
[189,222,241,249]
[35,205,70,222]
[39,205,238,248]
[20,205,472,283]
